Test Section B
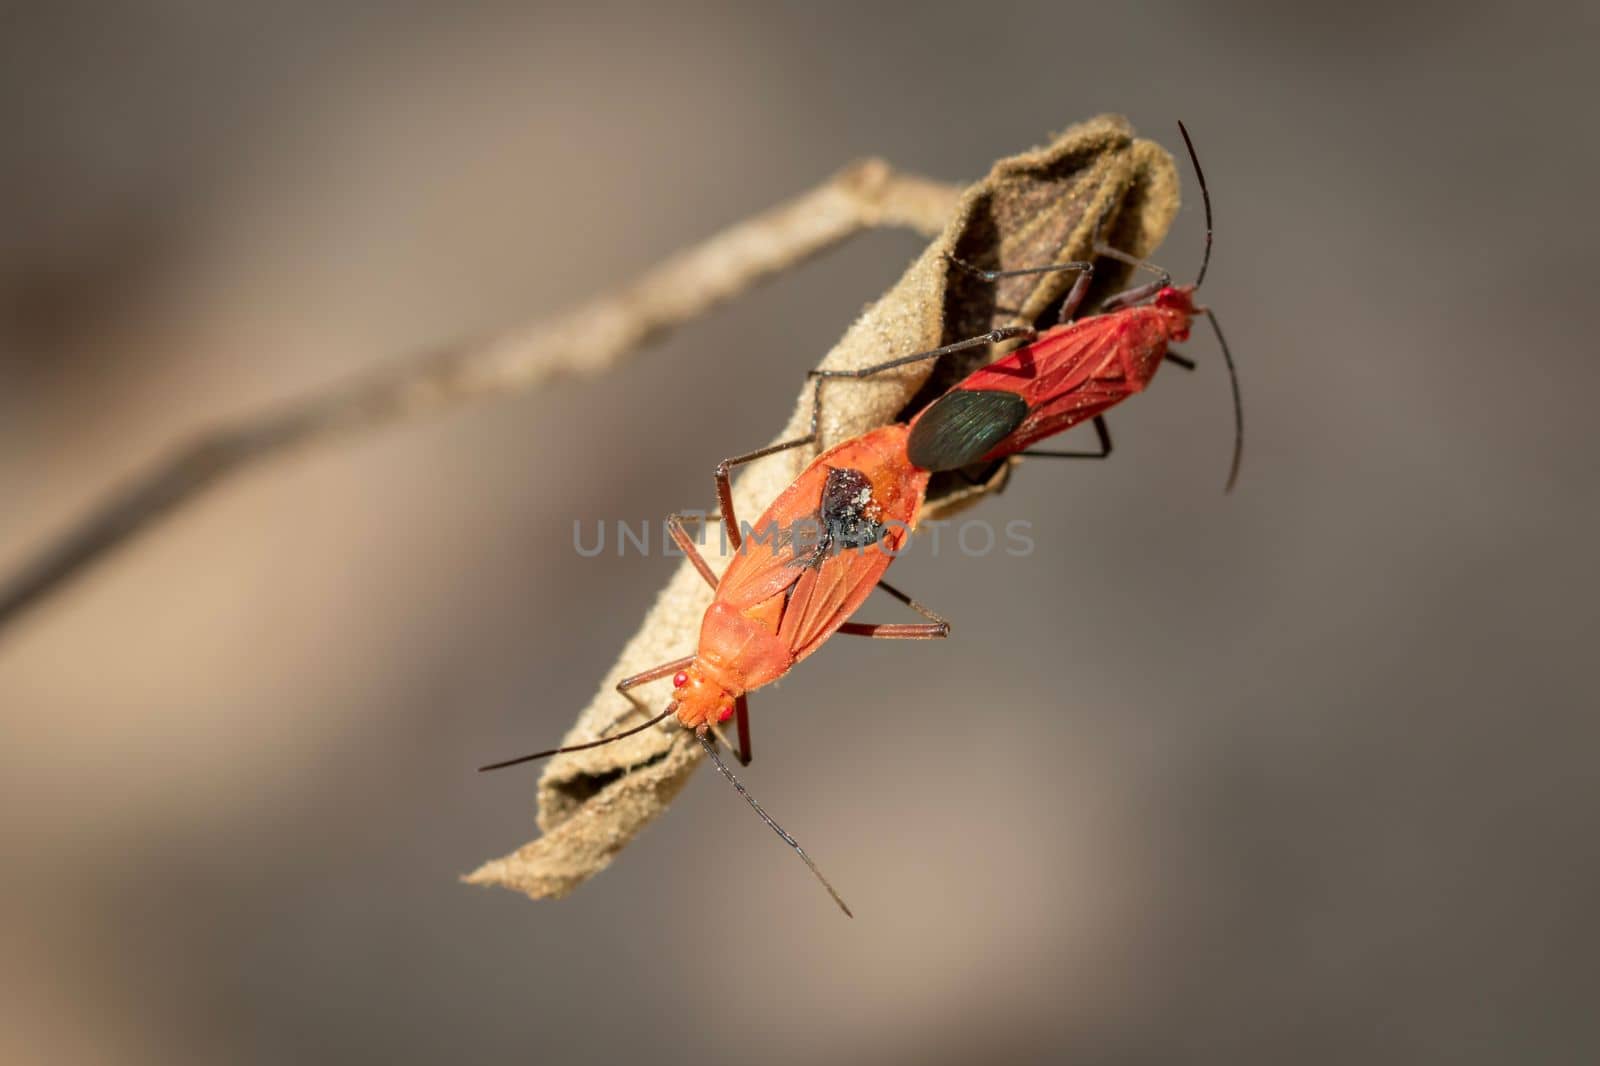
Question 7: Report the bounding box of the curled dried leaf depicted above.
[466,114,1179,901]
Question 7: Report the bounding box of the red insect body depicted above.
[952,287,1195,460]
[671,424,925,732]
[903,286,1201,471]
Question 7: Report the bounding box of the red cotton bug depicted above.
[482,418,956,917]
[815,121,1242,491]
[480,122,1239,917]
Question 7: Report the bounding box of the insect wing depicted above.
[778,537,899,663]
[780,450,921,661]
[905,389,1028,472]
[964,317,1131,462]
[714,463,831,610]
[970,319,1118,415]
[717,424,924,662]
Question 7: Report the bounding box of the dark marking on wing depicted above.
[778,467,885,574]
[819,468,884,550]
[907,389,1029,471]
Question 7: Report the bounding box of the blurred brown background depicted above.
[2,3,1596,1064]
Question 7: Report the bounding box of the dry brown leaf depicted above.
[466,114,1180,902]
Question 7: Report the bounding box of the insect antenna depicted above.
[1177,120,1213,290]
[1175,121,1241,491]
[1206,309,1243,493]
[698,733,854,917]
[478,702,679,772]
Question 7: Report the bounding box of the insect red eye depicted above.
[717,705,734,722]
[672,672,688,688]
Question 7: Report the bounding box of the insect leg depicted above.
[1019,415,1112,460]
[808,327,1035,388]
[609,515,726,733]
[694,702,751,766]
[945,254,1097,326]
[1095,244,1173,311]
[954,459,1010,487]
[838,579,950,639]
[479,655,694,771]
[804,326,1036,449]
[597,653,698,734]
[710,434,820,551]
[615,654,695,696]
[1165,351,1197,371]
[943,253,1095,286]
[733,694,752,766]
[953,417,1110,486]
[666,511,722,589]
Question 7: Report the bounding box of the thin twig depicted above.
[0,160,961,634]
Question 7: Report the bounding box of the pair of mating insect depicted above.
[482,123,1240,916]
